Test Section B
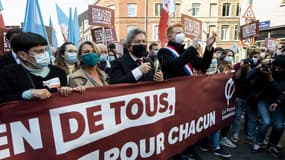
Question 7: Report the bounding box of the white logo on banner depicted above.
[222,78,236,120]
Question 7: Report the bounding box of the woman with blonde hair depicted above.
[69,41,108,87]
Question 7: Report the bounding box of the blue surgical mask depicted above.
[65,52,78,64]
[211,58,218,65]
[81,52,99,67]
[152,50,159,57]
[108,55,116,62]
[252,57,258,64]
[99,54,107,62]
[32,51,50,68]
[224,56,233,63]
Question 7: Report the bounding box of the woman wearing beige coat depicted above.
[69,41,108,88]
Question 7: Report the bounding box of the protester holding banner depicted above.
[69,41,108,87]
[157,23,217,160]
[55,42,79,76]
[109,28,163,84]
[0,32,84,103]
[0,28,22,70]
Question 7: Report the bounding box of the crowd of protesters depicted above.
[0,24,285,160]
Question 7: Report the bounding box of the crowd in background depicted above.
[0,25,285,160]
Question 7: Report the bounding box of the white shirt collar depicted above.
[11,50,21,64]
[129,52,143,62]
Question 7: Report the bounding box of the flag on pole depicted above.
[23,0,52,60]
[158,0,176,47]
[73,8,80,47]
[49,16,58,48]
[23,0,49,44]
[56,3,68,42]
[0,0,6,29]
[67,8,74,44]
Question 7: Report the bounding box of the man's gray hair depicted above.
[125,28,147,47]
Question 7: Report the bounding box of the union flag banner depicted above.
[0,74,235,160]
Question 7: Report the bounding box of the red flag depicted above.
[158,0,175,47]
[158,9,168,46]
[0,0,6,29]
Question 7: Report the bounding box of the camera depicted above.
[243,58,253,65]
[260,63,274,72]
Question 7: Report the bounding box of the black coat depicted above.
[157,42,214,79]
[0,64,67,103]
[109,53,155,84]
[0,53,17,70]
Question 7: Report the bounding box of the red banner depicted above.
[88,5,114,27]
[0,74,235,160]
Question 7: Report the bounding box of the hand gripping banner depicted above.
[0,73,235,160]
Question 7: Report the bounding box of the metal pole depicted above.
[145,0,148,35]
[102,27,106,45]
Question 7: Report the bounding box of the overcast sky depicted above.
[1,0,94,45]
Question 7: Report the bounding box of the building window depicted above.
[221,25,230,40]
[192,3,200,16]
[128,3,137,17]
[222,3,231,16]
[209,3,217,16]
[155,3,162,16]
[234,25,239,40]
[236,3,240,16]
[127,25,136,33]
[153,25,159,41]
[208,25,216,34]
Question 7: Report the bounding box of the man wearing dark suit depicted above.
[158,23,217,79]
[0,28,22,70]
[157,24,221,160]
[109,28,163,84]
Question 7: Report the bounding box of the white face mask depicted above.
[260,52,266,58]
[32,51,50,68]
[276,50,282,56]
[224,56,233,63]
[175,33,185,44]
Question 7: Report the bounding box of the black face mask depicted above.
[132,44,147,58]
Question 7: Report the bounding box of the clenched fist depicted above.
[139,62,151,74]
[153,70,164,81]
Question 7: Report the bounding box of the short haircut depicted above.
[149,42,159,51]
[6,28,22,41]
[125,28,146,47]
[167,23,183,36]
[11,32,47,53]
[214,47,224,52]
[108,43,116,50]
